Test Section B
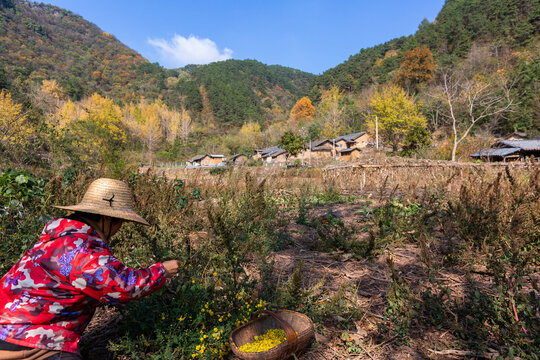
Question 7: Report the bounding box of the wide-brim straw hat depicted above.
[53,178,150,226]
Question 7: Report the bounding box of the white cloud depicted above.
[148,34,233,67]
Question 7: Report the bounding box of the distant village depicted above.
[185,131,540,168]
[186,132,372,167]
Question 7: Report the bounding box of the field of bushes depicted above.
[0,163,538,359]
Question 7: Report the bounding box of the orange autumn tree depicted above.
[290,97,315,123]
[395,46,435,90]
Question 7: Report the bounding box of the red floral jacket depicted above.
[0,218,167,353]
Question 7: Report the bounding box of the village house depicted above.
[338,147,361,161]
[471,139,540,162]
[295,139,334,161]
[251,132,372,166]
[269,149,288,164]
[334,132,371,150]
[310,143,334,159]
[260,147,287,164]
[228,154,248,166]
[186,154,225,167]
[254,146,280,160]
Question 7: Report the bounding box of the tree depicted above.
[317,86,346,138]
[400,122,432,157]
[124,99,164,161]
[179,106,193,144]
[290,97,315,123]
[395,46,435,90]
[367,85,428,152]
[437,70,516,161]
[32,79,66,124]
[54,100,81,129]
[278,132,306,157]
[0,68,9,91]
[0,90,31,150]
[66,93,126,169]
[238,122,262,150]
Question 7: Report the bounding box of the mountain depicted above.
[0,0,313,127]
[182,60,314,127]
[0,0,173,102]
[316,0,539,92]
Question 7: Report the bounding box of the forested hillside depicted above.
[0,0,313,127]
[0,0,172,103]
[178,60,314,127]
[317,0,538,91]
[315,0,539,134]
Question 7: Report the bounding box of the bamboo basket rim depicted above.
[229,309,314,359]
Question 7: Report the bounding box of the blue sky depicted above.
[39,0,445,75]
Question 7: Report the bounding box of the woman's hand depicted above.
[163,260,180,278]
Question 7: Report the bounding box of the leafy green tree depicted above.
[307,122,322,141]
[278,131,306,157]
[62,77,84,101]
[400,122,432,157]
[0,68,9,90]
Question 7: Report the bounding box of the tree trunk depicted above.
[451,138,457,162]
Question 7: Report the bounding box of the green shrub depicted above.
[0,170,49,274]
[108,173,281,359]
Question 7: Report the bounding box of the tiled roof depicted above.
[261,147,283,158]
[310,139,332,149]
[338,147,360,153]
[495,140,540,151]
[270,149,287,157]
[230,154,246,160]
[335,132,366,142]
[188,155,206,162]
[471,147,521,158]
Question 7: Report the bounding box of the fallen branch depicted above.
[427,348,518,360]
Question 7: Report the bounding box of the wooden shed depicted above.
[338,147,361,161]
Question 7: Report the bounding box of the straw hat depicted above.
[53,178,150,226]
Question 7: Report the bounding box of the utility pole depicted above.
[309,139,312,166]
[375,116,379,150]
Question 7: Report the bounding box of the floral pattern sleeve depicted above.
[69,242,167,304]
[0,218,168,354]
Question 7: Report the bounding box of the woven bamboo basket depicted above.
[229,310,315,360]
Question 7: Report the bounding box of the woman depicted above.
[0,178,180,359]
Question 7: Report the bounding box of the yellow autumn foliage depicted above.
[367,85,427,152]
[124,99,164,154]
[65,93,126,165]
[0,90,33,147]
[238,122,262,149]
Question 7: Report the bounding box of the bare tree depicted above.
[179,106,192,144]
[438,70,516,161]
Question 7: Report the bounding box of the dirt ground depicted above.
[81,195,530,360]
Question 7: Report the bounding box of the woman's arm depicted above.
[69,247,169,304]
